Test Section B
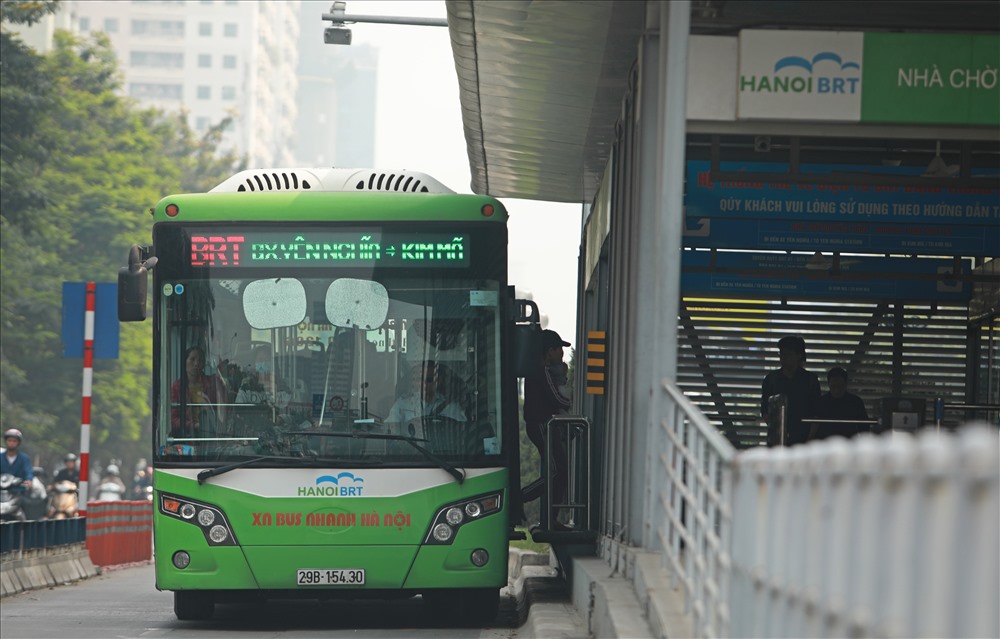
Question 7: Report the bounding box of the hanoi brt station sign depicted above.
[687,30,1000,127]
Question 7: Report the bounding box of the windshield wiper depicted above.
[285,430,465,484]
[197,455,302,484]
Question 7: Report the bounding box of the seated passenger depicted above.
[386,362,466,439]
[171,346,227,437]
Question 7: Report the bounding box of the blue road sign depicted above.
[62,282,120,359]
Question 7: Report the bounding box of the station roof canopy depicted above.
[445,0,1000,203]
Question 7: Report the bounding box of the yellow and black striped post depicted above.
[586,330,607,395]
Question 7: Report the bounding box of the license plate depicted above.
[296,568,365,586]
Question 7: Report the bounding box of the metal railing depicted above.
[654,378,736,638]
[648,379,999,639]
[543,415,591,531]
[0,518,86,557]
[729,425,999,639]
[934,399,1000,429]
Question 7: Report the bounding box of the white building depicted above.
[294,1,377,168]
[64,0,301,167]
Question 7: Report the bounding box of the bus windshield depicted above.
[155,227,504,467]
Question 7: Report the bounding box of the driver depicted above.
[385,362,466,438]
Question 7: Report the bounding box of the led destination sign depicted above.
[189,230,469,268]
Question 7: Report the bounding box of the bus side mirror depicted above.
[118,245,157,322]
[511,298,541,378]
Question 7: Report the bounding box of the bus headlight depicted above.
[159,493,238,547]
[432,523,453,542]
[424,491,503,545]
[208,525,229,544]
[445,507,464,525]
[172,551,191,569]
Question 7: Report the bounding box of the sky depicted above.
[304,1,583,354]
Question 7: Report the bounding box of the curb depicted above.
[509,547,589,638]
[0,544,99,597]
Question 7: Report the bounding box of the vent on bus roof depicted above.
[355,171,431,193]
[234,170,312,192]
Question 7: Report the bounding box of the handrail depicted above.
[661,379,736,462]
[934,398,1000,429]
[653,378,736,638]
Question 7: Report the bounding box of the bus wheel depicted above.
[174,591,215,620]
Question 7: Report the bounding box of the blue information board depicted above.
[684,160,1000,254]
[61,282,120,359]
[681,251,971,301]
[683,217,999,255]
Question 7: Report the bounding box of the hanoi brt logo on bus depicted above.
[298,472,365,497]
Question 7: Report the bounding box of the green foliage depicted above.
[0,24,242,473]
[0,1,60,27]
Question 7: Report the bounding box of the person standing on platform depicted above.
[760,335,821,446]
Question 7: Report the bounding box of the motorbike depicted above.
[48,480,79,518]
[20,476,48,520]
[0,474,26,522]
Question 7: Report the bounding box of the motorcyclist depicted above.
[53,453,80,485]
[95,464,127,500]
[48,453,80,518]
[1,428,34,494]
[131,466,153,500]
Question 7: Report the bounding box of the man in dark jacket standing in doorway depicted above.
[522,330,572,506]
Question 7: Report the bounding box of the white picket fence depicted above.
[654,376,1000,638]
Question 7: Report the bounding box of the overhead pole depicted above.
[322,0,447,46]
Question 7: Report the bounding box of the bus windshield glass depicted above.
[154,224,504,467]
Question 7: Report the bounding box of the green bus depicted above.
[118,168,524,622]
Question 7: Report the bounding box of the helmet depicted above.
[64,453,78,463]
[105,464,120,476]
[3,428,22,442]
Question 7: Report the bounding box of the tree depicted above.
[0,15,242,473]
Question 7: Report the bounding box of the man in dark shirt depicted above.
[760,336,821,446]
[52,453,80,485]
[814,367,869,440]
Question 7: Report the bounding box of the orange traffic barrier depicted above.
[85,500,152,567]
